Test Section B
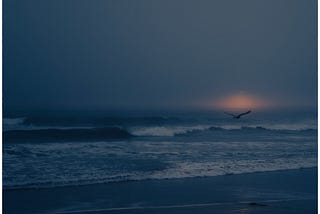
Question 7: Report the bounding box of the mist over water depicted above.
[3,0,317,111]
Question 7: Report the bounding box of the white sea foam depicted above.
[130,125,211,137]
[3,117,26,125]
[130,123,316,137]
[3,139,317,189]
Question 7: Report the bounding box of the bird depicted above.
[224,110,251,119]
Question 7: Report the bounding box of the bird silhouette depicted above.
[224,110,251,119]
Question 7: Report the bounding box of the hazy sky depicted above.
[3,0,317,111]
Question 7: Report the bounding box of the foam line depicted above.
[56,197,315,214]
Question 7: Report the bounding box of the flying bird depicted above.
[224,110,251,119]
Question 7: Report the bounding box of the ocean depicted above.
[3,109,317,190]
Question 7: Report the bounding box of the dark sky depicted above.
[3,0,317,111]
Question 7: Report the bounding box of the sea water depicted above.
[3,109,317,189]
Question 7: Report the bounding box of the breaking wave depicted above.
[3,112,317,190]
[131,125,317,137]
[3,117,26,126]
[3,125,316,143]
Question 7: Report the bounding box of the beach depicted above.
[3,111,317,214]
[3,0,318,212]
[4,167,317,214]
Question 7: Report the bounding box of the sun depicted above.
[211,93,269,111]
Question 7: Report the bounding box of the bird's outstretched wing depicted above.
[224,112,236,117]
[238,110,251,117]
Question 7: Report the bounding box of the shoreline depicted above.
[3,166,317,191]
[4,167,317,214]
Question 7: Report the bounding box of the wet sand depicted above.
[3,168,317,214]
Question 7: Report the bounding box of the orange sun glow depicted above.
[211,93,270,110]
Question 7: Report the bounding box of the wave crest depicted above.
[131,125,317,137]
[3,117,26,125]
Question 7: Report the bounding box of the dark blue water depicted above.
[3,109,317,189]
